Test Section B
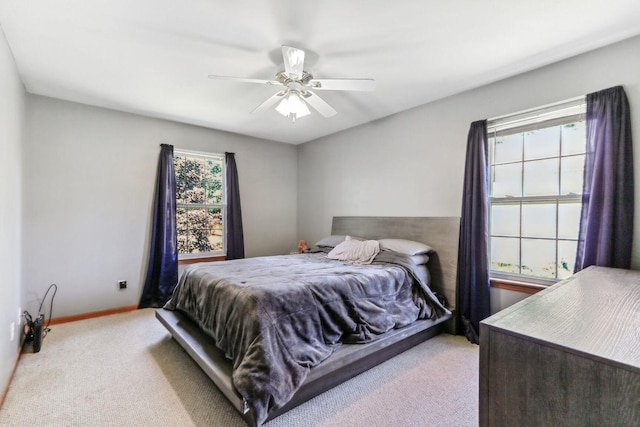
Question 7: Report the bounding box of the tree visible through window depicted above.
[489,103,586,282]
[174,150,225,256]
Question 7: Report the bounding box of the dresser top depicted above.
[482,266,640,370]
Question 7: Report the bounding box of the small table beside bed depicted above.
[156,216,460,426]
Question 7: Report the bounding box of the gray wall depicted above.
[0,27,26,398]
[22,96,298,318]
[297,35,640,313]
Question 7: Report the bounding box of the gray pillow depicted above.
[378,238,434,255]
[315,235,363,248]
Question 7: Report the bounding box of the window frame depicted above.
[487,99,586,286]
[174,149,226,260]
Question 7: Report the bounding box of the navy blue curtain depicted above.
[575,86,634,271]
[457,120,491,344]
[225,152,245,260]
[139,144,179,308]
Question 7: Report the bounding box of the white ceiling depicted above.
[1,1,640,145]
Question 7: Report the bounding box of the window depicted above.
[174,150,225,258]
[488,100,586,283]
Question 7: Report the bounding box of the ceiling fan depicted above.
[208,45,375,123]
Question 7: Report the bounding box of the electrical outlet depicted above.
[118,280,127,290]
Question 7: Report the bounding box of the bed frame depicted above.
[156,216,460,426]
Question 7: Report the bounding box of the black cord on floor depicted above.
[38,283,58,337]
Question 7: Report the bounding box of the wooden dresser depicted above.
[479,266,640,426]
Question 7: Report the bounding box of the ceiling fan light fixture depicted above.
[275,91,310,123]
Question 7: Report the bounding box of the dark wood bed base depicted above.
[155,216,460,426]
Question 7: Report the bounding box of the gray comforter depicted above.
[164,251,448,425]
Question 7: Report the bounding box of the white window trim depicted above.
[174,149,226,258]
[487,97,586,284]
[487,96,585,132]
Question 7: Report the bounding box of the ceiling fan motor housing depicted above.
[276,70,313,85]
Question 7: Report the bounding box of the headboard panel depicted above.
[331,216,460,315]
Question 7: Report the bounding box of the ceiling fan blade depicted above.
[208,75,281,86]
[251,91,287,114]
[302,91,337,118]
[282,45,305,79]
[308,78,376,91]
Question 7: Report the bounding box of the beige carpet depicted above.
[0,309,479,427]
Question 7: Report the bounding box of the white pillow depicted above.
[378,238,433,255]
[327,239,380,264]
[409,254,430,265]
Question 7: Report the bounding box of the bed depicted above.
[156,216,460,426]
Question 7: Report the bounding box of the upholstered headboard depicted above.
[331,216,460,317]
